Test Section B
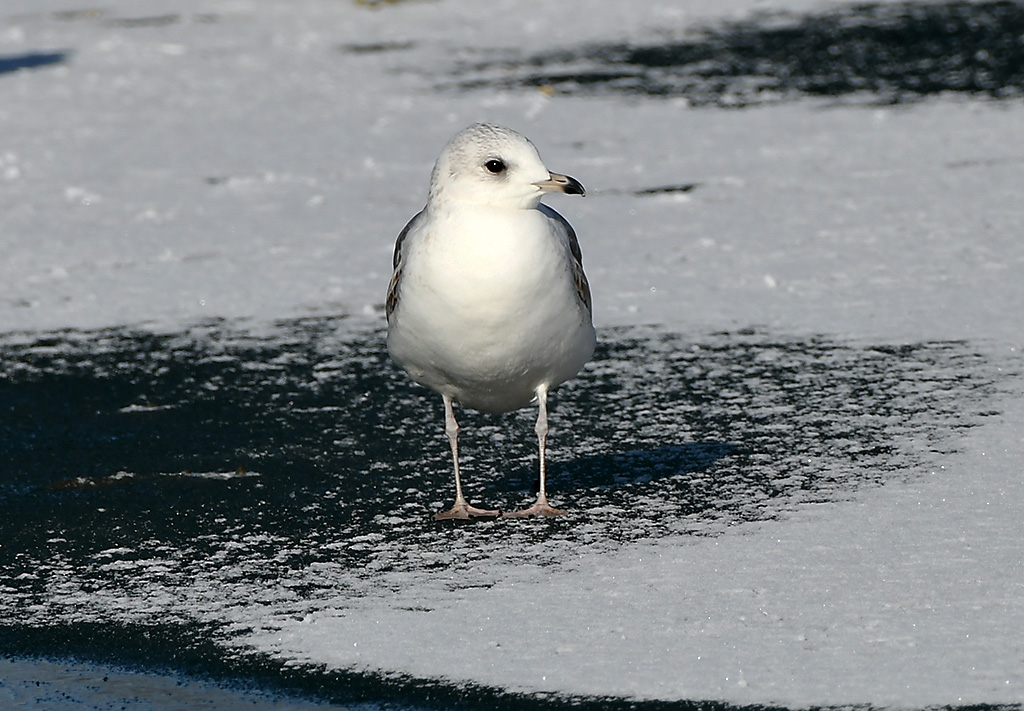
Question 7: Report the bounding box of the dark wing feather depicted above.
[539,203,592,315]
[386,210,424,321]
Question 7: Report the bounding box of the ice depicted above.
[2,0,1023,708]
[250,394,1024,706]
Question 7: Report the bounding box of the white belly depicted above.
[387,206,595,413]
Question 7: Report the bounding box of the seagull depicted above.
[385,123,595,520]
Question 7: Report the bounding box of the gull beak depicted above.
[534,172,586,197]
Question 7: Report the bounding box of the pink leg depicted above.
[504,385,567,518]
[435,395,500,520]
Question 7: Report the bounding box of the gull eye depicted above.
[484,159,506,175]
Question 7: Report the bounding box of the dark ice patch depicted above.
[0,318,1003,704]
[449,1,1024,106]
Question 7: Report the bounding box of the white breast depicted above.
[387,204,595,413]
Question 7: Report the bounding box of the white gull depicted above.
[386,123,594,519]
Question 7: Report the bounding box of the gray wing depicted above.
[539,203,592,315]
[386,209,425,321]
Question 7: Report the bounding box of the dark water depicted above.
[0,317,1004,708]
[450,0,1024,106]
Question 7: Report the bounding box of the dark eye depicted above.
[484,159,506,175]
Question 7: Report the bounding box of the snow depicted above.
[6,0,1021,342]
[252,390,1024,706]
[2,0,1023,708]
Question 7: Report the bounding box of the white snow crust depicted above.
[2,0,1023,706]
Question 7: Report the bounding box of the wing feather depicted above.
[539,203,592,315]
[386,210,425,321]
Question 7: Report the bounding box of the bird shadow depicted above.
[0,51,70,75]
[503,441,737,494]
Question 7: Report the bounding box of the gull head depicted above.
[427,123,585,210]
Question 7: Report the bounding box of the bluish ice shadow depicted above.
[557,441,738,490]
[0,51,69,75]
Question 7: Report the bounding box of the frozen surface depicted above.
[1,0,1023,708]
[3,0,1023,343]
[0,657,344,711]
[253,389,1024,706]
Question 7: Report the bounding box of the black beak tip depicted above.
[565,176,586,197]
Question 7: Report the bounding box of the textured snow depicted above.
[250,390,1024,706]
[2,0,1023,707]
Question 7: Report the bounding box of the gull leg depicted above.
[435,395,500,520]
[504,384,567,518]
